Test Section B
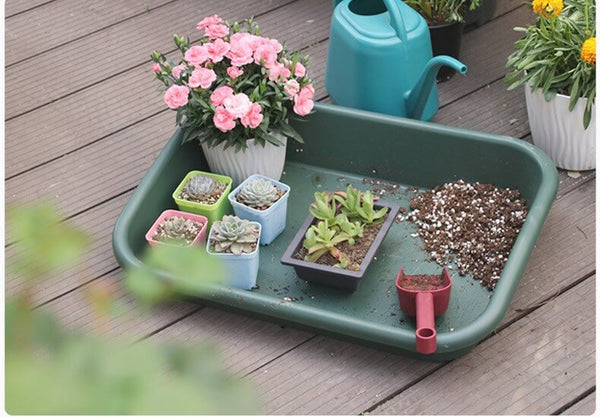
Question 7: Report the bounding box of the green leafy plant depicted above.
[505,0,596,128]
[404,0,481,24]
[6,202,261,414]
[237,177,281,210]
[309,191,338,224]
[209,215,260,255]
[302,220,355,269]
[301,185,390,270]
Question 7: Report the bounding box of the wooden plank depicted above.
[435,77,529,137]
[6,111,174,215]
[438,4,535,107]
[38,270,200,342]
[6,192,134,304]
[561,391,596,415]
[135,179,594,415]
[371,277,595,415]
[149,307,314,377]
[5,0,170,66]
[5,0,53,17]
[5,0,330,119]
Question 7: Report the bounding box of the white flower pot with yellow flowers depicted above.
[506,0,596,171]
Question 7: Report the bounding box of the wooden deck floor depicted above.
[5,0,596,414]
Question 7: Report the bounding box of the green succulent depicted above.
[333,185,362,220]
[237,178,281,210]
[302,220,349,263]
[308,191,337,225]
[355,190,388,224]
[155,216,201,246]
[335,213,364,245]
[185,175,217,198]
[210,215,259,255]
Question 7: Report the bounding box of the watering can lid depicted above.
[337,0,423,40]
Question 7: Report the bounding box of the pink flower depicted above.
[197,14,223,29]
[152,63,162,73]
[213,106,236,132]
[268,62,291,82]
[268,38,283,53]
[254,44,278,66]
[171,64,185,78]
[231,33,260,51]
[163,85,189,109]
[293,85,314,116]
[227,66,243,79]
[284,79,300,97]
[205,24,229,40]
[210,85,234,106]
[241,102,263,129]
[188,67,216,89]
[226,41,253,67]
[223,93,252,119]
[184,45,209,66]
[293,62,306,77]
[206,38,230,63]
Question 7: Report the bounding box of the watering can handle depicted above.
[383,0,408,43]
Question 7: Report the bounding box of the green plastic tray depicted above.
[112,103,558,360]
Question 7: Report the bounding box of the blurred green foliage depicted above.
[5,202,261,414]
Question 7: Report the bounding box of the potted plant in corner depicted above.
[145,209,208,248]
[281,185,400,291]
[506,0,595,171]
[151,15,315,186]
[228,174,290,245]
[172,170,233,226]
[404,0,481,81]
[206,215,262,290]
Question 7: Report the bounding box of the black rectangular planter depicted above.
[280,200,400,291]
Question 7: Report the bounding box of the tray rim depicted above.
[112,102,559,358]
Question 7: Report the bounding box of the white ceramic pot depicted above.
[201,133,287,186]
[524,86,596,171]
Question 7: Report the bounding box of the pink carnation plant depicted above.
[151,16,313,151]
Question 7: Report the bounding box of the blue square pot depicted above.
[228,174,290,245]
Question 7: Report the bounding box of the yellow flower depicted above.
[581,37,596,65]
[532,0,563,18]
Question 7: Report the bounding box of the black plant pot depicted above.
[465,0,497,27]
[280,200,400,292]
[429,21,465,82]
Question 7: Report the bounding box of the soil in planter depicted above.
[399,274,447,291]
[295,221,384,269]
[236,188,286,211]
[153,216,204,246]
[404,180,528,290]
[178,176,228,205]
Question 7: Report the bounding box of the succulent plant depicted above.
[335,213,364,245]
[154,216,202,246]
[309,191,337,225]
[210,215,259,255]
[335,185,388,224]
[236,178,281,210]
[180,174,225,204]
[302,220,349,262]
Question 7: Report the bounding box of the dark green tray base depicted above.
[113,103,558,360]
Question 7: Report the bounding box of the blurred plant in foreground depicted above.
[6,201,261,414]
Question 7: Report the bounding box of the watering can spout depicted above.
[405,56,468,120]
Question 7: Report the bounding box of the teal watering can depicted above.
[326,0,467,121]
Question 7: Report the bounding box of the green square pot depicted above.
[172,170,233,227]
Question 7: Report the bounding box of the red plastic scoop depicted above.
[395,268,452,354]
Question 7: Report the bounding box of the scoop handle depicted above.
[415,292,437,354]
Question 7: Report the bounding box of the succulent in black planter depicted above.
[281,185,400,291]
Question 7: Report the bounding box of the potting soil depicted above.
[407,180,528,290]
